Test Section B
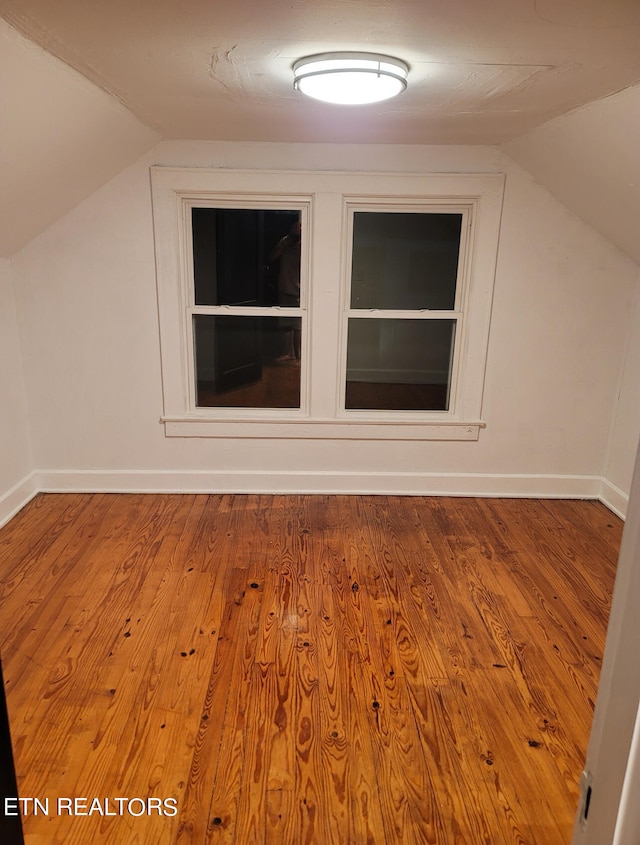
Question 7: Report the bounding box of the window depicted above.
[151,168,504,440]
[190,206,304,410]
[344,207,465,413]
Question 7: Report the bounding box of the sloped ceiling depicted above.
[1,0,640,259]
[504,84,640,265]
[0,20,160,257]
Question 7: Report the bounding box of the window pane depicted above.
[192,208,301,307]
[350,212,462,310]
[194,315,301,408]
[345,318,456,411]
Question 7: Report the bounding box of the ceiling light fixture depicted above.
[293,52,409,105]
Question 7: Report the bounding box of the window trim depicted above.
[150,167,505,440]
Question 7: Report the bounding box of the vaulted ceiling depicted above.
[2,0,640,258]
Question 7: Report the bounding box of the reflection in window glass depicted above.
[192,208,301,307]
[345,318,456,411]
[194,315,301,409]
[350,212,462,310]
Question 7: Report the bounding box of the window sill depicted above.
[160,416,484,441]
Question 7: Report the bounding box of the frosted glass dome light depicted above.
[293,52,409,105]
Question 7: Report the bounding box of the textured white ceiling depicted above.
[2,0,640,145]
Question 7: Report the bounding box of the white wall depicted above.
[0,259,35,525]
[502,85,640,515]
[9,141,639,503]
[604,277,640,508]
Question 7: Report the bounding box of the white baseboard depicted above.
[36,468,603,500]
[2,470,625,528]
[599,478,629,519]
[0,472,39,529]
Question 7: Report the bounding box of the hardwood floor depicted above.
[0,494,622,845]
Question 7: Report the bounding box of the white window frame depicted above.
[185,197,311,417]
[339,199,471,419]
[150,167,504,441]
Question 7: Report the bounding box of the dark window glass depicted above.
[345,318,456,411]
[194,315,301,409]
[192,208,301,307]
[350,212,462,310]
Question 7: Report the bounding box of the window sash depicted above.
[344,317,458,412]
[339,202,470,416]
[339,314,463,416]
[183,198,310,414]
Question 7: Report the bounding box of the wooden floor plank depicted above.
[0,493,622,845]
[316,499,388,845]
